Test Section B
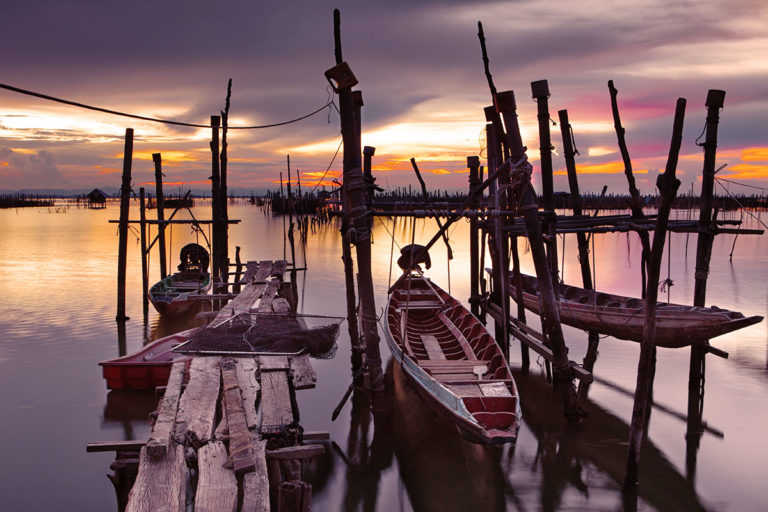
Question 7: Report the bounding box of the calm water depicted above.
[0,201,765,511]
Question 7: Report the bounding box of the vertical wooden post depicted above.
[609,80,652,298]
[468,156,481,318]
[687,89,725,483]
[559,109,600,399]
[625,97,686,487]
[327,8,384,391]
[220,79,232,285]
[152,153,167,279]
[286,155,297,267]
[210,115,221,289]
[116,128,133,322]
[139,187,149,315]
[233,246,242,295]
[532,80,554,211]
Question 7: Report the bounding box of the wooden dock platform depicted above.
[95,261,324,512]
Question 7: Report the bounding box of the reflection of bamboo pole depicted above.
[626,97,686,487]
[116,128,133,322]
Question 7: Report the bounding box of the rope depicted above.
[715,178,768,231]
[716,176,768,192]
[309,137,343,193]
[0,82,335,130]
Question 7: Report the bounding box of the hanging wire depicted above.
[309,137,343,193]
[0,82,336,130]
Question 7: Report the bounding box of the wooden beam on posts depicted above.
[467,156,481,317]
[139,187,149,315]
[116,128,133,322]
[559,109,601,399]
[152,153,167,280]
[327,9,384,391]
[608,80,652,298]
[625,97,685,487]
[687,89,725,483]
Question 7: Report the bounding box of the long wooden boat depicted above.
[508,272,763,347]
[99,328,197,390]
[149,270,211,316]
[149,243,211,316]
[385,274,521,444]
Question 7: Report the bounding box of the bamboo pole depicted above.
[152,153,167,279]
[219,79,232,284]
[328,9,383,391]
[116,128,133,322]
[210,115,221,289]
[687,89,725,483]
[468,156,481,317]
[286,155,297,268]
[139,187,149,315]
[609,80,652,298]
[625,97,686,487]
[532,80,554,211]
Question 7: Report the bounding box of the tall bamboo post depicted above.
[625,97,686,486]
[152,153,167,279]
[687,89,725,483]
[532,80,554,211]
[286,155,297,267]
[327,9,383,391]
[219,79,232,282]
[139,187,149,315]
[609,80,652,298]
[559,109,600,399]
[210,115,221,289]
[495,89,580,419]
[468,156,482,317]
[363,146,376,210]
[116,128,133,322]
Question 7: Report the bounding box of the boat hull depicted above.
[508,273,762,347]
[99,329,196,390]
[149,271,211,317]
[385,276,521,444]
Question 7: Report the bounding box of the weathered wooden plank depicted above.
[260,355,290,371]
[252,260,274,284]
[437,311,477,360]
[420,334,446,360]
[289,354,317,390]
[221,358,256,475]
[266,444,325,460]
[271,259,288,277]
[241,437,270,512]
[86,440,146,453]
[235,357,260,429]
[145,360,185,458]
[272,297,291,313]
[257,281,280,313]
[260,370,294,431]
[194,441,237,512]
[479,382,512,397]
[176,357,221,442]
[125,444,187,512]
[215,283,267,320]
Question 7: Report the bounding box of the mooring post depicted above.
[327,9,384,392]
[210,115,221,290]
[233,246,242,295]
[468,156,481,317]
[625,97,686,487]
[363,146,376,211]
[559,109,600,399]
[609,80,652,298]
[116,128,133,322]
[139,187,149,315]
[152,153,167,279]
[286,155,297,268]
[687,89,725,483]
[220,79,232,285]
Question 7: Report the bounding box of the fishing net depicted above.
[173,311,343,358]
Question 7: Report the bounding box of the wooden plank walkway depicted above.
[124,260,322,512]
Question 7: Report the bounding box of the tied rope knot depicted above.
[659,278,674,293]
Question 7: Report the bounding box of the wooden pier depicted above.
[91,260,324,512]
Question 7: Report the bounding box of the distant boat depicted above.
[385,273,521,444]
[507,272,763,347]
[149,243,211,316]
[99,328,197,390]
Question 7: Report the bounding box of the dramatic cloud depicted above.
[0,147,64,189]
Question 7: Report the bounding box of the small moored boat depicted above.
[149,243,211,316]
[508,272,763,347]
[99,328,197,390]
[385,273,521,444]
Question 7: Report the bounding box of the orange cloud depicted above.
[301,170,341,179]
[136,180,212,186]
[721,163,768,180]
[97,168,121,175]
[741,147,768,162]
[427,168,452,175]
[554,161,648,175]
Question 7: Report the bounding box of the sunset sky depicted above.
[0,0,766,195]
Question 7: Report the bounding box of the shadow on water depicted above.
[102,390,159,441]
[513,369,709,512]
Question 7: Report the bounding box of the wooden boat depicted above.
[149,243,211,316]
[99,328,197,390]
[385,273,521,444]
[507,272,763,347]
